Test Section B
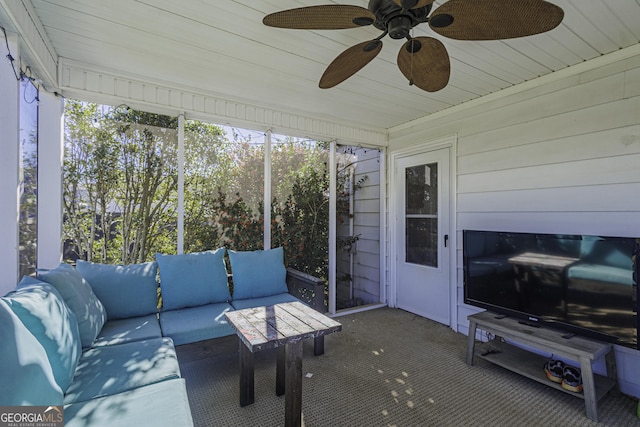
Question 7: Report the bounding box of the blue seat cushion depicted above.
[229,247,288,300]
[0,299,63,405]
[76,260,159,320]
[157,249,230,311]
[92,314,162,347]
[159,303,235,345]
[231,292,301,310]
[38,263,107,348]
[64,378,193,427]
[568,263,633,286]
[3,277,82,393]
[63,337,180,404]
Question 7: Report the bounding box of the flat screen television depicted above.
[463,230,639,349]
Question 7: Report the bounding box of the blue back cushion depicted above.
[580,236,633,270]
[38,263,107,348]
[0,298,63,405]
[157,248,230,311]
[4,277,81,393]
[76,260,159,320]
[229,247,288,300]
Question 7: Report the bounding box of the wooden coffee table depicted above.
[225,301,342,427]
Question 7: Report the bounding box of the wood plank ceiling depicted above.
[16,1,640,132]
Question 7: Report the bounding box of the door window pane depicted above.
[405,163,438,267]
[406,218,438,266]
[406,163,437,215]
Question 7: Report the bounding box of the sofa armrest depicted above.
[286,268,327,313]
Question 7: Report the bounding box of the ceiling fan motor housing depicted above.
[368,0,432,37]
[388,15,412,39]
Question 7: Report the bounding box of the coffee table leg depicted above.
[284,340,303,427]
[239,342,254,406]
[313,336,324,356]
[276,346,285,396]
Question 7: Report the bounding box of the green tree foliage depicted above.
[63,100,332,282]
[273,166,330,278]
[64,100,179,263]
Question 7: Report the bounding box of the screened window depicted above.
[18,78,38,277]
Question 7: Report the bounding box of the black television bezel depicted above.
[462,229,639,349]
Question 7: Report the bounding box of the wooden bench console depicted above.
[466,311,617,422]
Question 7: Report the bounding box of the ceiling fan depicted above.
[263,0,564,92]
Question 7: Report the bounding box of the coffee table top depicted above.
[508,251,579,269]
[225,301,342,352]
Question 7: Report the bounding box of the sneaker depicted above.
[544,359,564,384]
[561,366,583,393]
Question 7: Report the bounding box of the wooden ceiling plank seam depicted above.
[40,18,353,98]
[460,40,544,81]
[611,1,640,41]
[528,32,584,66]
[544,24,600,62]
[438,40,528,85]
[581,0,639,47]
[37,0,344,84]
[502,37,566,72]
[446,59,508,95]
[562,0,620,54]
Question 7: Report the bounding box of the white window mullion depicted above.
[37,90,64,269]
[264,129,272,250]
[177,113,185,254]
[328,141,337,314]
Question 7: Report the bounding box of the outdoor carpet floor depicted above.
[178,307,639,427]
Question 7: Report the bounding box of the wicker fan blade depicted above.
[320,40,383,89]
[429,0,563,40]
[392,0,435,9]
[397,37,450,92]
[263,5,375,30]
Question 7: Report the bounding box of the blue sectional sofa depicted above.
[0,246,325,426]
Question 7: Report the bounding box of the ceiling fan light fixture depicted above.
[388,15,413,39]
[429,13,454,28]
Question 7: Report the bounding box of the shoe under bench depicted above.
[466,311,618,422]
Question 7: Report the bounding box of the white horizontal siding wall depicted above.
[388,46,640,398]
[352,150,382,305]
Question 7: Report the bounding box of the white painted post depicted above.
[37,89,64,268]
[177,113,185,254]
[0,31,20,294]
[264,129,272,250]
[328,141,337,314]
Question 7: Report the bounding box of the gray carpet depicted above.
[178,307,639,426]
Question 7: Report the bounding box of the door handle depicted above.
[444,234,449,247]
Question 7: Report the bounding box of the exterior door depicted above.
[395,148,451,325]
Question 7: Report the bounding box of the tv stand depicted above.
[517,320,541,328]
[466,311,618,422]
